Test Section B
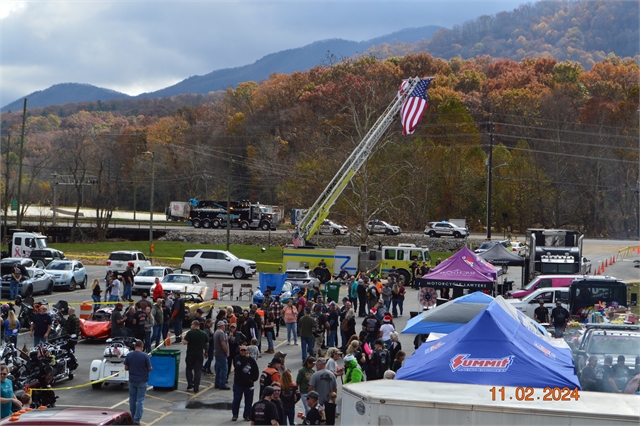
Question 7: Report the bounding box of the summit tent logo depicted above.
[449,354,514,372]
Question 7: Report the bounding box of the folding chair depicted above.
[237,283,253,301]
[220,283,234,300]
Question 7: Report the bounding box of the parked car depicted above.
[46,260,88,291]
[28,248,67,266]
[572,324,640,376]
[424,221,468,238]
[318,219,349,235]
[509,241,526,256]
[506,287,570,321]
[365,220,401,235]
[474,240,512,254]
[151,273,208,295]
[253,281,301,306]
[106,250,152,274]
[132,266,174,295]
[1,266,54,298]
[285,269,320,288]
[181,249,257,279]
[0,406,134,425]
[182,292,215,326]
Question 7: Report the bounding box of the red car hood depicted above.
[80,318,111,340]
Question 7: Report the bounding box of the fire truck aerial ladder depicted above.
[296,77,429,245]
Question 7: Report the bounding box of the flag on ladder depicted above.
[399,78,434,135]
[292,231,301,248]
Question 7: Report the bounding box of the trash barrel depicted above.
[149,348,181,390]
[322,282,341,303]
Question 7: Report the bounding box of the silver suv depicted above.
[181,249,257,279]
[365,220,401,235]
[424,221,468,238]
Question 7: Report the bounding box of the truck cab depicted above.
[9,232,49,258]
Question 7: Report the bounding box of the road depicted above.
[9,240,639,426]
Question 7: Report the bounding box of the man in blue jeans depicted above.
[124,339,152,425]
[231,344,259,421]
[298,307,316,362]
[213,320,230,390]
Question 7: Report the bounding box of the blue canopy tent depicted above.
[401,292,494,335]
[396,298,580,389]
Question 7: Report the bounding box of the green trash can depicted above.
[324,281,342,303]
[149,348,181,390]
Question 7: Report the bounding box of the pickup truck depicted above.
[506,287,569,320]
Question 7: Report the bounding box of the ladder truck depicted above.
[295,77,428,245]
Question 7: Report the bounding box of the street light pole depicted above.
[486,122,494,240]
[142,151,155,256]
[52,172,58,226]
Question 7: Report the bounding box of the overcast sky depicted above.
[0,0,526,107]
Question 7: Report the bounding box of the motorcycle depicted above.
[22,351,58,408]
[90,336,136,389]
[30,334,78,385]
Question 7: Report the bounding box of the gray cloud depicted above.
[0,0,525,107]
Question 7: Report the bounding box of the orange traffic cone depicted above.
[611,255,615,264]
[604,258,608,268]
[213,282,219,300]
[165,336,171,346]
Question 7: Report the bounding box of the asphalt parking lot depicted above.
[9,243,640,425]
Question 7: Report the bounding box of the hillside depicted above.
[1,26,442,111]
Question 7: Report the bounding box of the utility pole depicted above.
[16,99,27,228]
[486,119,494,240]
[226,158,232,251]
[52,172,58,226]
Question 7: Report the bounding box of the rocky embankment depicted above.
[159,229,483,252]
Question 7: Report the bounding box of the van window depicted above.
[384,249,396,260]
[538,279,552,288]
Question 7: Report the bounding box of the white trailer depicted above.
[341,380,640,425]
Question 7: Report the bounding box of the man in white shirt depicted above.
[110,275,121,302]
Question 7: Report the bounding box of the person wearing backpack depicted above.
[367,339,390,381]
[260,357,282,397]
[361,308,381,346]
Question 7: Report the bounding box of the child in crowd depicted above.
[324,391,337,425]
[247,338,260,360]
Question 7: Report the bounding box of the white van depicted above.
[507,287,569,320]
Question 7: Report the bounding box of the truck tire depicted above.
[260,221,270,231]
[203,219,211,229]
[398,269,411,286]
[240,221,250,230]
[192,219,202,228]
[190,265,203,277]
[212,219,221,229]
[233,267,246,279]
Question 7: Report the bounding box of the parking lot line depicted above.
[145,410,173,425]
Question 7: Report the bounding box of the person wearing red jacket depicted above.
[152,278,164,301]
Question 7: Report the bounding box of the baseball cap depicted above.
[329,301,336,307]
[305,307,311,313]
[555,300,562,304]
[316,357,326,365]
[142,292,148,297]
[115,303,123,309]
[229,323,237,328]
[270,357,283,365]
[374,339,384,346]
[262,386,275,397]
[216,321,227,327]
[342,297,349,302]
[275,351,287,359]
[344,354,355,362]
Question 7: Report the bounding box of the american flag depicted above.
[292,231,301,248]
[399,78,433,135]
